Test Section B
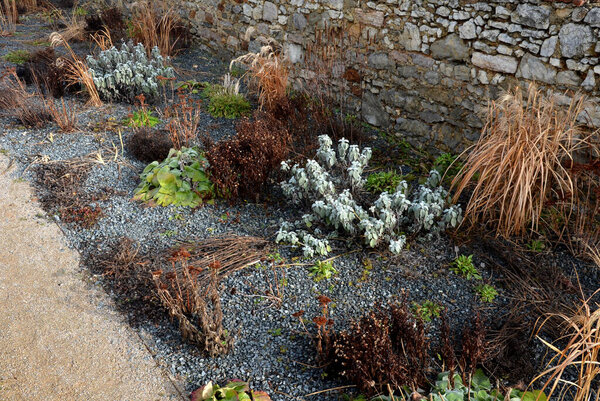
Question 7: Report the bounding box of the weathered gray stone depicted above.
[286,43,303,63]
[458,20,477,39]
[471,52,518,74]
[572,7,588,22]
[354,8,384,27]
[262,1,278,22]
[429,34,469,61]
[362,92,388,128]
[559,23,594,58]
[291,13,307,30]
[582,70,596,91]
[511,4,551,30]
[540,36,557,57]
[368,52,390,69]
[583,8,600,26]
[556,70,581,86]
[498,33,517,45]
[399,22,421,51]
[516,53,557,84]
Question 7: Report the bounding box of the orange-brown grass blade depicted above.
[50,32,102,107]
[0,0,17,36]
[451,84,590,238]
[231,43,289,113]
[532,289,600,401]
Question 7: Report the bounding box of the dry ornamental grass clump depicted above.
[452,84,597,238]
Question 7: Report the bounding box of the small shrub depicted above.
[276,135,463,257]
[86,42,174,103]
[0,69,52,128]
[450,254,481,280]
[204,113,291,199]
[4,50,30,64]
[365,170,403,194]
[127,127,173,163]
[333,302,429,394]
[475,284,498,303]
[133,147,214,207]
[127,109,159,127]
[17,47,71,98]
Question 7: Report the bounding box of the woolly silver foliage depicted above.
[276,135,463,257]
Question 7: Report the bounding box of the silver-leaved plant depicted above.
[276,135,463,257]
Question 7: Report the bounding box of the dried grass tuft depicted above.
[0,0,17,36]
[130,0,188,57]
[231,42,289,113]
[532,290,600,401]
[50,32,102,106]
[452,84,594,238]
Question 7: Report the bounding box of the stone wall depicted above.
[179,0,600,152]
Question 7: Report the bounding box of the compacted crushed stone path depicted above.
[0,155,184,401]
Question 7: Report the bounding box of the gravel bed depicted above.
[0,11,598,401]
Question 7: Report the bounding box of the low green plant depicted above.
[309,260,337,281]
[451,254,481,280]
[476,284,498,303]
[365,170,403,194]
[411,300,441,323]
[190,381,271,401]
[177,79,208,94]
[127,109,160,128]
[207,92,251,119]
[424,370,547,401]
[3,50,31,65]
[434,152,463,180]
[526,239,546,252]
[133,147,214,207]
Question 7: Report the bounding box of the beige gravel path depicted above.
[0,155,184,401]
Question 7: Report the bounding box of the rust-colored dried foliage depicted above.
[165,90,201,149]
[204,112,291,199]
[333,303,429,394]
[153,253,233,356]
[34,161,103,229]
[231,42,289,113]
[128,127,173,163]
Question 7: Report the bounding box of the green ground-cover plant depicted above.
[207,92,251,119]
[309,260,337,281]
[476,284,498,303]
[127,108,160,127]
[190,380,271,401]
[3,50,30,64]
[133,147,214,207]
[451,254,481,280]
[203,74,251,119]
[412,300,441,322]
[365,170,404,194]
[434,152,463,182]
